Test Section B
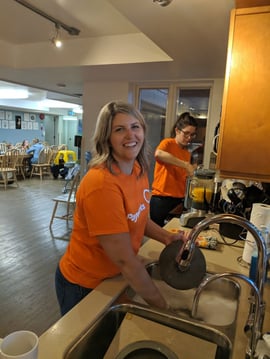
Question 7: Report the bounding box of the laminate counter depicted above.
[38,218,270,359]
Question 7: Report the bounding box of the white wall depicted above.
[82,79,224,171]
[204,79,224,168]
[82,81,130,170]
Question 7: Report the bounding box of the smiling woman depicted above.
[110,112,145,175]
[55,101,187,316]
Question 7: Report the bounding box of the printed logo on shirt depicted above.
[127,203,146,223]
[127,188,149,223]
[143,189,150,203]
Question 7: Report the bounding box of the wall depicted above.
[0,109,48,145]
[0,108,80,160]
[82,81,130,170]
[82,79,224,171]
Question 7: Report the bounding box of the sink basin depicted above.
[64,303,232,359]
[126,262,241,328]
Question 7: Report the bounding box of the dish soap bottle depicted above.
[249,225,269,283]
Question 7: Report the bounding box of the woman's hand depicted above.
[185,162,197,176]
[145,218,189,247]
[163,229,189,246]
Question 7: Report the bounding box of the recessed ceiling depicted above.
[0,0,235,110]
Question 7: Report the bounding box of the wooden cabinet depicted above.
[216,6,270,182]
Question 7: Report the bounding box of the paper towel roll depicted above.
[242,203,270,264]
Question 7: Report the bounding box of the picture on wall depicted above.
[0,110,5,120]
[15,115,22,129]
[5,111,12,121]
[9,121,15,129]
[22,121,28,130]
[33,122,39,130]
[30,114,36,121]
[24,113,30,121]
[2,120,8,129]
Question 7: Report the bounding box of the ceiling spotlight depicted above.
[51,24,62,48]
[153,0,173,6]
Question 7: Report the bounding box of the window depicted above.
[137,85,211,184]
[177,88,210,165]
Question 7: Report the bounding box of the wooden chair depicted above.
[49,149,59,166]
[13,150,26,180]
[31,147,52,180]
[49,171,80,230]
[0,142,7,154]
[0,151,19,190]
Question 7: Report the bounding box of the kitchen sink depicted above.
[64,303,233,359]
[64,261,241,359]
[126,262,241,328]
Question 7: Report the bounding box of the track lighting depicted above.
[153,0,173,6]
[13,0,80,43]
[51,24,62,48]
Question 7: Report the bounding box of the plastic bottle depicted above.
[249,225,269,283]
[249,245,258,283]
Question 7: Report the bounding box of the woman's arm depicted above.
[155,149,195,176]
[98,232,168,309]
[144,217,187,246]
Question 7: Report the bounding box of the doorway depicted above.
[176,88,210,165]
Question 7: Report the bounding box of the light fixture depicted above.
[14,0,80,47]
[0,88,29,99]
[153,0,173,6]
[41,99,79,108]
[63,116,78,121]
[51,24,62,48]
[73,106,83,114]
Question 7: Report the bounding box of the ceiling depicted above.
[0,0,236,110]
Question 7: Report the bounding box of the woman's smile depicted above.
[110,113,144,173]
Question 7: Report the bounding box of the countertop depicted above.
[38,218,270,359]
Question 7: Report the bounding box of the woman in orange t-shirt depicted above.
[150,112,198,227]
[55,101,187,316]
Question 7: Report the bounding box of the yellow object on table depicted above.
[54,150,77,164]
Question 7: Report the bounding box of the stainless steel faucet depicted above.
[176,213,268,359]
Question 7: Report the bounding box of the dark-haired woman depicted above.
[150,112,198,227]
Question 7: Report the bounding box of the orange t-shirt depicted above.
[60,162,150,289]
[151,137,191,198]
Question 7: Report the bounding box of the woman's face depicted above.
[110,112,144,169]
[175,125,197,147]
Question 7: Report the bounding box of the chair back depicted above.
[68,171,80,201]
[49,149,59,165]
[1,150,18,169]
[0,143,7,154]
[38,147,52,164]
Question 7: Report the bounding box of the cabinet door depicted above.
[217,6,270,182]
